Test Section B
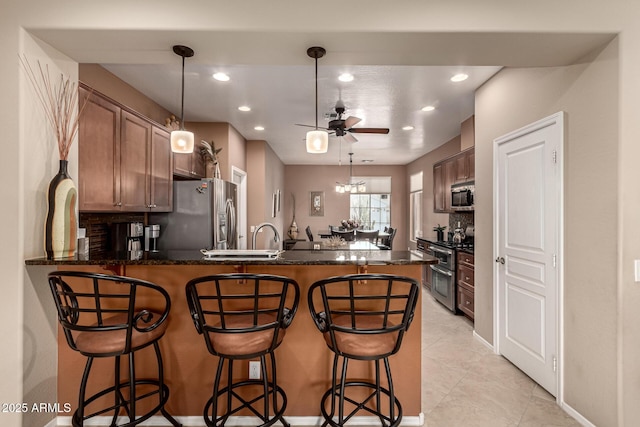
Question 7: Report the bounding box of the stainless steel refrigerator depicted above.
[150,178,237,250]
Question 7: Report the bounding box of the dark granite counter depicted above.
[25,249,437,266]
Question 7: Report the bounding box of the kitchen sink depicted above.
[201,249,281,261]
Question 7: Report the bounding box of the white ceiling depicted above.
[30,29,614,165]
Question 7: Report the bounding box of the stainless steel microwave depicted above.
[451,182,474,211]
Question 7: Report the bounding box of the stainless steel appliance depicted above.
[144,224,160,252]
[427,242,456,312]
[150,178,237,250]
[111,222,144,260]
[451,181,474,211]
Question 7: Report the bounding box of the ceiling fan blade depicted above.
[344,116,362,128]
[349,127,390,134]
[295,123,330,130]
[344,132,358,143]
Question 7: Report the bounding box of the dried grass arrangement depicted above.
[200,139,222,165]
[19,55,90,160]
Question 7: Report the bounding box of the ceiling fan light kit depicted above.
[170,44,195,154]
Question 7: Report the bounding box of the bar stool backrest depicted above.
[308,274,419,360]
[186,273,300,358]
[48,271,171,356]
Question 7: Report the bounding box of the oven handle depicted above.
[430,264,453,276]
[428,245,453,256]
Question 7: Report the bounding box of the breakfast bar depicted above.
[26,249,436,423]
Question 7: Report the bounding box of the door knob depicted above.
[495,256,505,264]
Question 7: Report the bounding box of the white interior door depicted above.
[231,166,248,250]
[494,112,563,397]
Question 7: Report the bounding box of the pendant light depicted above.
[306,46,329,154]
[336,153,366,193]
[170,45,195,153]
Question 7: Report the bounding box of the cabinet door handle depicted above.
[466,301,470,305]
[113,202,122,207]
[465,276,470,281]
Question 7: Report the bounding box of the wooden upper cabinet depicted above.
[433,147,475,213]
[78,87,122,211]
[443,159,456,212]
[78,84,174,212]
[120,111,151,211]
[433,163,445,212]
[173,146,205,179]
[150,127,173,211]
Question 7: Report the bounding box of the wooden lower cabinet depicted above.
[79,85,173,212]
[457,251,475,320]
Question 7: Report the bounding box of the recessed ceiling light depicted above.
[213,72,230,82]
[450,73,469,82]
[238,106,251,112]
[421,105,436,112]
[361,159,374,163]
[254,126,264,131]
[338,73,354,82]
[402,126,414,131]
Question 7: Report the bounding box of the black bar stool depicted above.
[308,274,419,427]
[48,271,181,427]
[186,273,300,427]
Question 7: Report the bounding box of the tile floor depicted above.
[421,287,581,427]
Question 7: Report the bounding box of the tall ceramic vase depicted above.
[45,160,78,259]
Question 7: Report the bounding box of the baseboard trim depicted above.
[560,402,595,427]
[473,330,494,351]
[54,414,424,426]
[43,418,57,427]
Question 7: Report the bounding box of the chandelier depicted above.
[336,153,366,193]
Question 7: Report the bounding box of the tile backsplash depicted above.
[449,212,474,236]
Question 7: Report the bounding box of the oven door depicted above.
[430,264,456,312]
[427,244,454,270]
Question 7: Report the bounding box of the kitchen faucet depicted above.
[252,222,280,250]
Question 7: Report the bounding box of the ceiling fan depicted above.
[295,46,390,144]
[297,99,390,143]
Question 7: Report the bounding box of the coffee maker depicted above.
[111,222,144,255]
[145,224,160,252]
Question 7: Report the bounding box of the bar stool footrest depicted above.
[320,381,403,427]
[72,380,180,427]
[204,379,288,427]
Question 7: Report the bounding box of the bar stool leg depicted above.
[75,357,93,427]
[384,357,395,424]
[112,355,123,426]
[154,342,182,427]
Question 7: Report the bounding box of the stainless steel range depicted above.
[417,235,474,313]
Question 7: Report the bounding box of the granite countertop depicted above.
[25,249,437,266]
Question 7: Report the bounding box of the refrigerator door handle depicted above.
[226,198,237,249]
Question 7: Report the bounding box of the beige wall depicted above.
[79,64,172,126]
[246,140,285,250]
[474,39,619,425]
[284,164,407,248]
[406,135,463,247]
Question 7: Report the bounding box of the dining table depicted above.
[317,229,390,240]
[289,240,380,251]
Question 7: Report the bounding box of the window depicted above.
[348,176,391,231]
[409,172,423,241]
[350,193,391,231]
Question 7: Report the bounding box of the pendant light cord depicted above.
[314,55,319,130]
[180,53,186,131]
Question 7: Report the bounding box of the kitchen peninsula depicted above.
[26,249,436,422]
